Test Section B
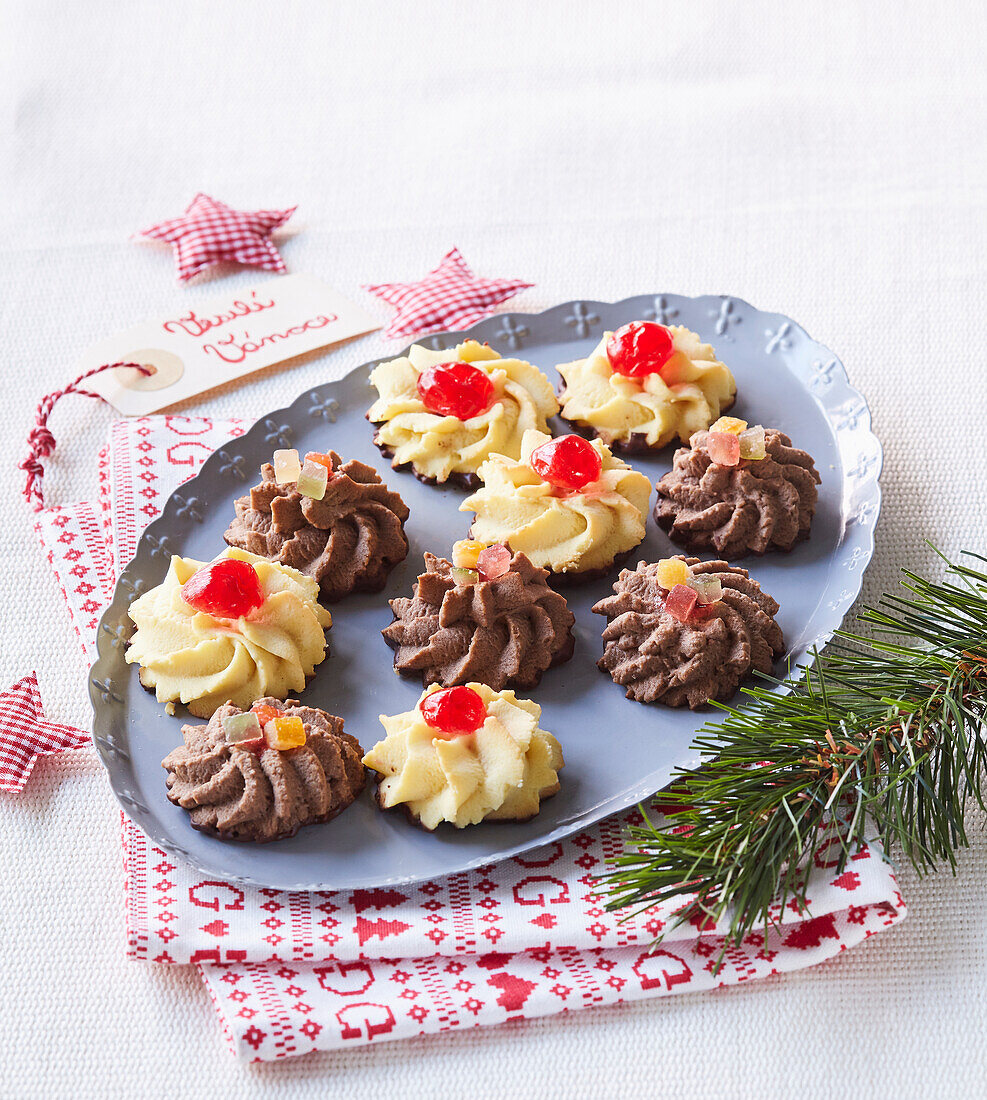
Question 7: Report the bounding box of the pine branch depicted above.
[599,550,987,947]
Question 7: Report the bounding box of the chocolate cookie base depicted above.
[368,424,482,491]
[384,624,576,691]
[653,504,811,560]
[557,384,736,454]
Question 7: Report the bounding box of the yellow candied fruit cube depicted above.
[709,416,748,435]
[655,558,692,590]
[452,539,486,569]
[267,715,306,750]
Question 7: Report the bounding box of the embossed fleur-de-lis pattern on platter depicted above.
[173,494,205,522]
[564,301,600,338]
[262,418,293,448]
[764,321,794,354]
[495,315,530,350]
[709,297,742,338]
[643,295,679,326]
[31,299,884,1061]
[810,358,839,391]
[307,392,339,422]
[217,451,248,480]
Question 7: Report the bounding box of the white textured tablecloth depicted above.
[1,2,985,1096]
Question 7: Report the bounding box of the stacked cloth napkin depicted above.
[35,415,906,1061]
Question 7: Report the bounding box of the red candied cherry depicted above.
[606,321,676,379]
[417,362,496,420]
[420,686,487,738]
[180,558,264,619]
[529,434,603,493]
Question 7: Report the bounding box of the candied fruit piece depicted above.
[420,686,487,738]
[477,544,512,581]
[266,714,306,750]
[452,539,486,569]
[665,583,699,624]
[250,702,282,727]
[452,567,479,586]
[529,435,603,493]
[606,321,676,379]
[297,458,329,500]
[223,711,264,748]
[417,362,496,420]
[304,451,335,474]
[707,431,741,466]
[180,559,264,619]
[738,425,767,460]
[273,448,301,485]
[688,575,723,605]
[655,557,691,591]
[709,416,748,435]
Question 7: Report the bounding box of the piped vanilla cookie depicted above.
[362,684,563,830]
[126,548,331,718]
[367,339,559,487]
[557,321,736,452]
[461,430,651,581]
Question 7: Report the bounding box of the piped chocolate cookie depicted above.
[592,556,784,708]
[383,542,575,690]
[162,698,365,842]
[654,419,820,558]
[224,450,409,602]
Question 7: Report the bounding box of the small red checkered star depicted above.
[364,248,533,339]
[0,673,88,793]
[137,193,296,282]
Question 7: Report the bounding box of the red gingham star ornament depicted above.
[137,193,296,282]
[364,247,534,339]
[0,673,88,793]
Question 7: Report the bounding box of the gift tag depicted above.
[82,274,379,415]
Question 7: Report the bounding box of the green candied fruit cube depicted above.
[297,459,329,501]
[223,711,263,743]
[451,567,480,586]
[688,575,723,605]
[738,425,766,461]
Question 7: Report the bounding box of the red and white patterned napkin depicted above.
[35,415,906,1061]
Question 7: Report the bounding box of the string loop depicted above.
[20,362,150,510]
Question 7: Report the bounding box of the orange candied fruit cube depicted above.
[304,451,335,474]
[268,715,306,750]
[708,416,748,436]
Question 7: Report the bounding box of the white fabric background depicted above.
[1,2,985,1096]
